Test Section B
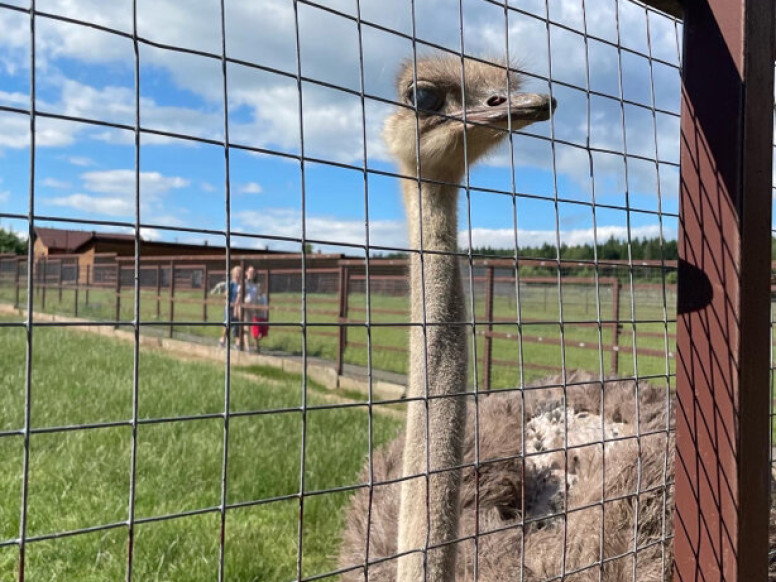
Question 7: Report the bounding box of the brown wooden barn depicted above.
[32,227,284,284]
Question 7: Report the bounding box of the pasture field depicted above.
[0,319,402,581]
[0,280,678,388]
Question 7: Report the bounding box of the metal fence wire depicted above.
[0,0,773,580]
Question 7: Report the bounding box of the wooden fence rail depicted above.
[0,254,684,389]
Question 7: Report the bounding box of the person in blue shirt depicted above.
[219,265,242,348]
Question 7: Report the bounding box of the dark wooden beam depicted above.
[642,0,683,19]
[673,0,774,579]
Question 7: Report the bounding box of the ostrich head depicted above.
[384,54,556,181]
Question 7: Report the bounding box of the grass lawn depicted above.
[0,278,678,389]
[0,319,402,581]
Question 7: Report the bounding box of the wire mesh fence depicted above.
[0,253,678,389]
[0,0,772,580]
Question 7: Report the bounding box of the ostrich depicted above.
[363,54,553,582]
[338,54,776,581]
[340,371,679,581]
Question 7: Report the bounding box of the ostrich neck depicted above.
[402,179,464,328]
[397,173,468,582]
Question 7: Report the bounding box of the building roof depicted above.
[33,227,286,257]
[34,227,136,252]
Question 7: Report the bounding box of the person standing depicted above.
[219,265,242,348]
[244,266,259,352]
[244,266,269,352]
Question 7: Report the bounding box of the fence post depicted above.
[85,264,90,306]
[202,264,209,323]
[265,267,271,330]
[14,257,20,309]
[74,263,79,317]
[482,265,495,391]
[156,264,161,320]
[114,263,121,328]
[38,257,44,310]
[57,259,63,303]
[169,260,175,338]
[336,264,349,376]
[238,259,246,351]
[672,1,774,579]
[609,278,620,376]
[41,257,47,311]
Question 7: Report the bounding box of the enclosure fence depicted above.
[0,0,773,581]
[0,253,680,389]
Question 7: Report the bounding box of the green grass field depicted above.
[0,320,402,581]
[3,281,776,580]
[0,279,678,388]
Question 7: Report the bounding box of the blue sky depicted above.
[0,0,682,256]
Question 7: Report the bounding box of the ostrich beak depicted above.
[462,93,557,125]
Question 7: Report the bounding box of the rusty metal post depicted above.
[264,267,271,312]
[14,257,20,309]
[238,259,246,351]
[169,260,175,338]
[673,1,774,580]
[610,278,620,376]
[264,267,271,331]
[57,259,63,303]
[40,257,46,311]
[336,264,349,375]
[34,257,39,302]
[156,264,161,320]
[202,264,209,323]
[74,263,79,317]
[114,264,121,328]
[85,264,90,306]
[482,265,495,391]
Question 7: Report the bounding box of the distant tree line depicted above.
[0,228,27,255]
[470,236,679,262]
[378,237,681,283]
[380,236,679,262]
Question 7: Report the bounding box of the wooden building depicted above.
[32,227,285,284]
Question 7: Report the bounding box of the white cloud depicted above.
[64,156,96,167]
[0,113,78,149]
[48,193,133,216]
[44,169,190,219]
[56,79,224,145]
[0,78,225,152]
[238,182,263,195]
[0,177,11,204]
[0,114,30,149]
[0,90,29,107]
[139,227,163,241]
[236,208,406,251]
[82,169,189,197]
[41,177,70,189]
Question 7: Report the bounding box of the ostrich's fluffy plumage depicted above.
[339,371,776,581]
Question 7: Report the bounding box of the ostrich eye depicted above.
[408,85,444,112]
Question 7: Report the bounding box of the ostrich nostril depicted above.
[487,95,507,107]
